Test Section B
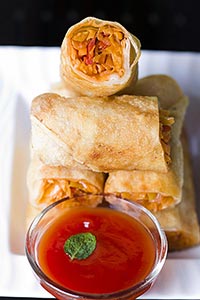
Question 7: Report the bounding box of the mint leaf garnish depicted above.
[64,232,96,260]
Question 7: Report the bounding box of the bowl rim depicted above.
[25,193,168,299]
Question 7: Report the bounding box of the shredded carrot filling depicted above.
[38,179,97,206]
[70,25,126,79]
[159,109,174,164]
[119,192,174,212]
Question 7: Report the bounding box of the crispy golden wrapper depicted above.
[30,93,173,173]
[60,16,141,97]
[104,96,188,212]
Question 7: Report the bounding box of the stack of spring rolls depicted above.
[26,17,200,251]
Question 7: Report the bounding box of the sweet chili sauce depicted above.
[37,206,156,294]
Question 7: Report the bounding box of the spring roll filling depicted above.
[37,179,99,206]
[159,109,174,164]
[70,25,129,80]
[116,192,174,212]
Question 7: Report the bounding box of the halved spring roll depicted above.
[60,16,141,97]
[104,96,188,212]
[27,155,106,209]
[30,93,174,173]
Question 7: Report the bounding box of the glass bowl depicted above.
[25,194,168,300]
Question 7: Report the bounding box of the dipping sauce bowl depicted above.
[25,194,168,300]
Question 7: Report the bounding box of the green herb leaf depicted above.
[64,232,96,260]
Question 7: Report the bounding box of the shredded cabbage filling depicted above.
[118,192,174,212]
[70,25,127,79]
[159,109,175,164]
[37,179,98,205]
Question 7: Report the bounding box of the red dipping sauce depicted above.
[37,206,156,294]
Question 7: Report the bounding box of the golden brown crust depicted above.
[104,96,188,211]
[30,93,170,173]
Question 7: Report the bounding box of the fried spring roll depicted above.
[27,155,105,209]
[104,96,188,211]
[60,16,141,97]
[30,93,174,173]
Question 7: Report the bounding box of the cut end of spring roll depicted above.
[104,141,183,212]
[27,156,106,209]
[60,16,141,97]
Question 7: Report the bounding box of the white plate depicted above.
[0,47,200,299]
